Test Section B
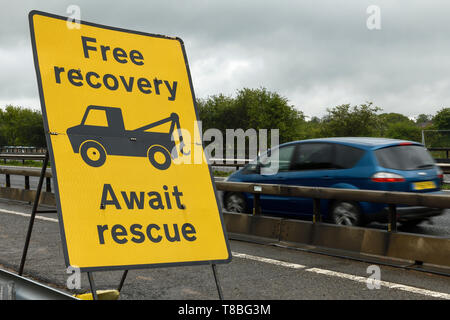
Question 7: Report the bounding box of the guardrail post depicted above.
[24,176,30,190]
[253,194,261,215]
[313,198,321,223]
[46,177,51,192]
[0,281,15,300]
[252,185,262,215]
[5,174,10,188]
[388,204,397,232]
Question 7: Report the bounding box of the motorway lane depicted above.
[0,198,449,300]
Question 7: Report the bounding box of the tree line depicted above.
[198,88,450,147]
[1,87,450,148]
[0,105,46,147]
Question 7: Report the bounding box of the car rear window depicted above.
[375,145,435,170]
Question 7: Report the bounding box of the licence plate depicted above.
[412,181,437,190]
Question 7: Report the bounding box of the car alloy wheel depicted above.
[331,201,361,226]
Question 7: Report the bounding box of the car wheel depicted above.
[224,193,247,213]
[148,145,171,170]
[331,201,362,226]
[80,141,107,167]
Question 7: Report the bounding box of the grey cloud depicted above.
[2,0,450,117]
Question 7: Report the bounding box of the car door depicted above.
[286,142,367,216]
[250,144,297,214]
[281,142,336,216]
[247,143,335,216]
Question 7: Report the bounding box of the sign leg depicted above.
[117,270,128,292]
[87,272,98,300]
[211,264,224,300]
[18,151,49,276]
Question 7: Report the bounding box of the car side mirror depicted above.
[257,160,273,175]
[254,149,272,174]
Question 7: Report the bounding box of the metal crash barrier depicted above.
[0,268,76,300]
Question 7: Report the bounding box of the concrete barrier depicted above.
[223,212,450,270]
[0,187,55,206]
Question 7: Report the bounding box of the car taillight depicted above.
[371,172,405,182]
[437,167,444,181]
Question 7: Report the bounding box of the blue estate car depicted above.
[223,137,445,226]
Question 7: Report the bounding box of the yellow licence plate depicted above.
[412,181,437,190]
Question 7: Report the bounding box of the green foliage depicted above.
[2,160,48,167]
[197,90,450,146]
[383,122,422,142]
[377,112,421,142]
[422,108,450,147]
[379,112,412,124]
[297,119,323,140]
[197,94,235,132]
[432,108,450,130]
[320,102,382,137]
[0,105,45,147]
[212,170,232,177]
[415,114,432,126]
[197,87,304,144]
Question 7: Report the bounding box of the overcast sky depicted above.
[1,0,450,118]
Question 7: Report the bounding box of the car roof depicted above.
[281,137,423,150]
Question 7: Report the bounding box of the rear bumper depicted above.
[368,206,444,223]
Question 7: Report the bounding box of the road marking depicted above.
[1,207,449,299]
[306,267,450,300]
[0,208,58,223]
[232,252,450,300]
[232,252,307,269]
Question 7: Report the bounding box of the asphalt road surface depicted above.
[0,198,449,300]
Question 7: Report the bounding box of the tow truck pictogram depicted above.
[66,105,190,170]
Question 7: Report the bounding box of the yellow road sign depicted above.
[29,11,231,271]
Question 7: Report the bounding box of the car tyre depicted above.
[80,140,107,167]
[148,145,172,170]
[331,201,362,226]
[224,193,247,213]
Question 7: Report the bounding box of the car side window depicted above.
[276,145,296,171]
[242,145,296,174]
[291,143,334,170]
[333,144,365,169]
[259,145,296,175]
